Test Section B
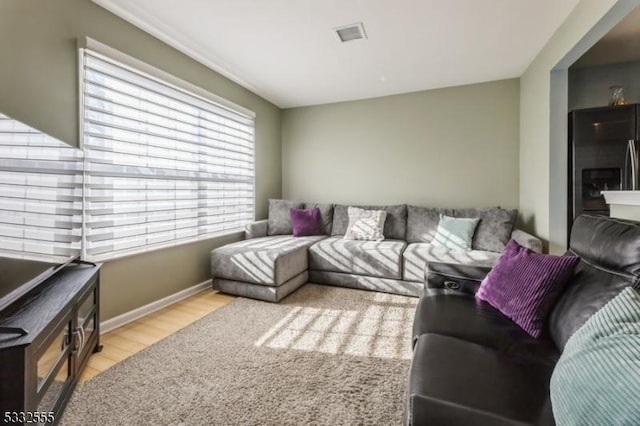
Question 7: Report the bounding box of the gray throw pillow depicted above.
[303,202,334,235]
[406,206,452,243]
[267,199,303,235]
[453,207,518,252]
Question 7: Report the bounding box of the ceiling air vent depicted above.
[334,22,367,43]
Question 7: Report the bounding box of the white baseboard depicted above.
[100,279,212,334]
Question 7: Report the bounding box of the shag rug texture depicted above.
[61,284,417,425]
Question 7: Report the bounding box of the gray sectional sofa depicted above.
[210,200,542,302]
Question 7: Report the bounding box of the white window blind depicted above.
[0,114,83,261]
[80,49,255,261]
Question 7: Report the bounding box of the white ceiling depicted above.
[93,0,579,108]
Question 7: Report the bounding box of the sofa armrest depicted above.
[425,262,492,296]
[244,219,268,239]
[511,229,543,253]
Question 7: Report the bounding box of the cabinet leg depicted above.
[93,344,103,353]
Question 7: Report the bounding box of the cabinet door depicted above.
[73,279,98,374]
[33,312,73,414]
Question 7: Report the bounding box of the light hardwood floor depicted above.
[78,289,234,383]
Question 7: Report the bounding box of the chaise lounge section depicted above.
[211,199,542,302]
[210,235,326,302]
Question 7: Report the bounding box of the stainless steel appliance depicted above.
[568,104,640,231]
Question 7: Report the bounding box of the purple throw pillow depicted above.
[476,239,579,338]
[289,207,322,237]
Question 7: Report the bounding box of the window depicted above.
[80,45,255,261]
[0,114,83,261]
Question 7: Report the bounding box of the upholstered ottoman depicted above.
[210,235,326,302]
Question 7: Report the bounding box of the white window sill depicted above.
[93,230,245,263]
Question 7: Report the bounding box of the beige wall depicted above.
[519,0,640,253]
[282,79,520,210]
[0,0,282,320]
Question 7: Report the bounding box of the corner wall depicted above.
[282,79,520,210]
[0,0,282,320]
[519,0,640,253]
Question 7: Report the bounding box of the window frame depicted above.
[78,37,256,262]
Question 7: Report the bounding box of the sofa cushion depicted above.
[412,294,560,366]
[454,207,518,253]
[267,199,304,235]
[407,393,550,426]
[549,259,637,351]
[403,243,499,283]
[476,239,580,338]
[406,206,451,244]
[211,235,326,285]
[550,287,640,426]
[213,272,309,303]
[309,236,406,279]
[569,214,640,277]
[408,334,555,426]
[309,270,423,297]
[406,206,517,253]
[303,202,334,235]
[549,215,640,350]
[331,204,407,240]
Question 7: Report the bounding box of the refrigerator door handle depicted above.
[624,141,630,190]
[630,140,638,191]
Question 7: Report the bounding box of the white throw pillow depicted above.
[344,207,387,241]
[431,214,480,250]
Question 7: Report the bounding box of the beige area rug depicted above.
[61,284,418,425]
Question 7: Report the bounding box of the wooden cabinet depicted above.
[0,263,101,425]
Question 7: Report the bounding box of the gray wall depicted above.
[0,0,282,320]
[569,61,640,110]
[282,79,520,210]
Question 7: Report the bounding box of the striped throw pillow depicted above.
[550,287,640,425]
[343,207,387,241]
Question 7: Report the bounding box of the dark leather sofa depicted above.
[406,214,640,425]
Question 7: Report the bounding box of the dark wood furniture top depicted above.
[0,261,101,425]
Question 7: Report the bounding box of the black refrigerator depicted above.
[568,104,640,232]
